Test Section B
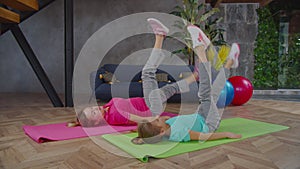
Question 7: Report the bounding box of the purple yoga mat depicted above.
[23,112,177,143]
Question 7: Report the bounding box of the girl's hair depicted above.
[131,120,163,145]
[67,109,100,127]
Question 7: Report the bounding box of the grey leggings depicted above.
[197,62,229,132]
[142,49,190,116]
[142,49,229,132]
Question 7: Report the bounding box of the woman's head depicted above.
[131,116,170,144]
[77,106,107,127]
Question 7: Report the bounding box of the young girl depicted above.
[70,18,240,143]
[131,20,242,144]
[69,96,184,127]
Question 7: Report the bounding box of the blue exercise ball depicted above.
[225,81,235,106]
[217,81,235,108]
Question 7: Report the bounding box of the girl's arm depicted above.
[129,114,159,123]
[189,130,242,141]
[67,118,81,127]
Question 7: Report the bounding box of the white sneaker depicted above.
[147,18,169,36]
[228,43,240,68]
[187,25,211,49]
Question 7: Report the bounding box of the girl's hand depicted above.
[226,132,242,139]
[144,115,171,122]
[144,115,159,122]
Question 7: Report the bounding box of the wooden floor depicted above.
[0,93,300,169]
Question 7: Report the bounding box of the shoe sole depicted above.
[231,43,240,68]
[187,25,210,48]
[147,18,169,34]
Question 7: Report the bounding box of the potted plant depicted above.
[170,0,227,65]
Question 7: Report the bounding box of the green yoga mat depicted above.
[102,118,289,162]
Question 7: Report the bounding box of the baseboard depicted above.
[253,89,300,95]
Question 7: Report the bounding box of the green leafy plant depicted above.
[253,6,279,89]
[170,0,226,65]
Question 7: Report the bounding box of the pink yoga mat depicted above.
[23,123,137,143]
[23,112,177,143]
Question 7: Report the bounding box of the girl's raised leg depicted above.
[143,18,198,116]
[142,33,166,116]
[211,43,240,104]
[188,25,220,132]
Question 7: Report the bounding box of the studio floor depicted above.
[0,93,299,169]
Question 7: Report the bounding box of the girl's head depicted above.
[131,116,170,144]
[77,106,107,127]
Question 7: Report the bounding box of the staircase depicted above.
[0,0,38,24]
[0,0,73,107]
[0,0,56,35]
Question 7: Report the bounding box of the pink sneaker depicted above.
[147,18,169,36]
[228,43,240,68]
[187,25,211,49]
